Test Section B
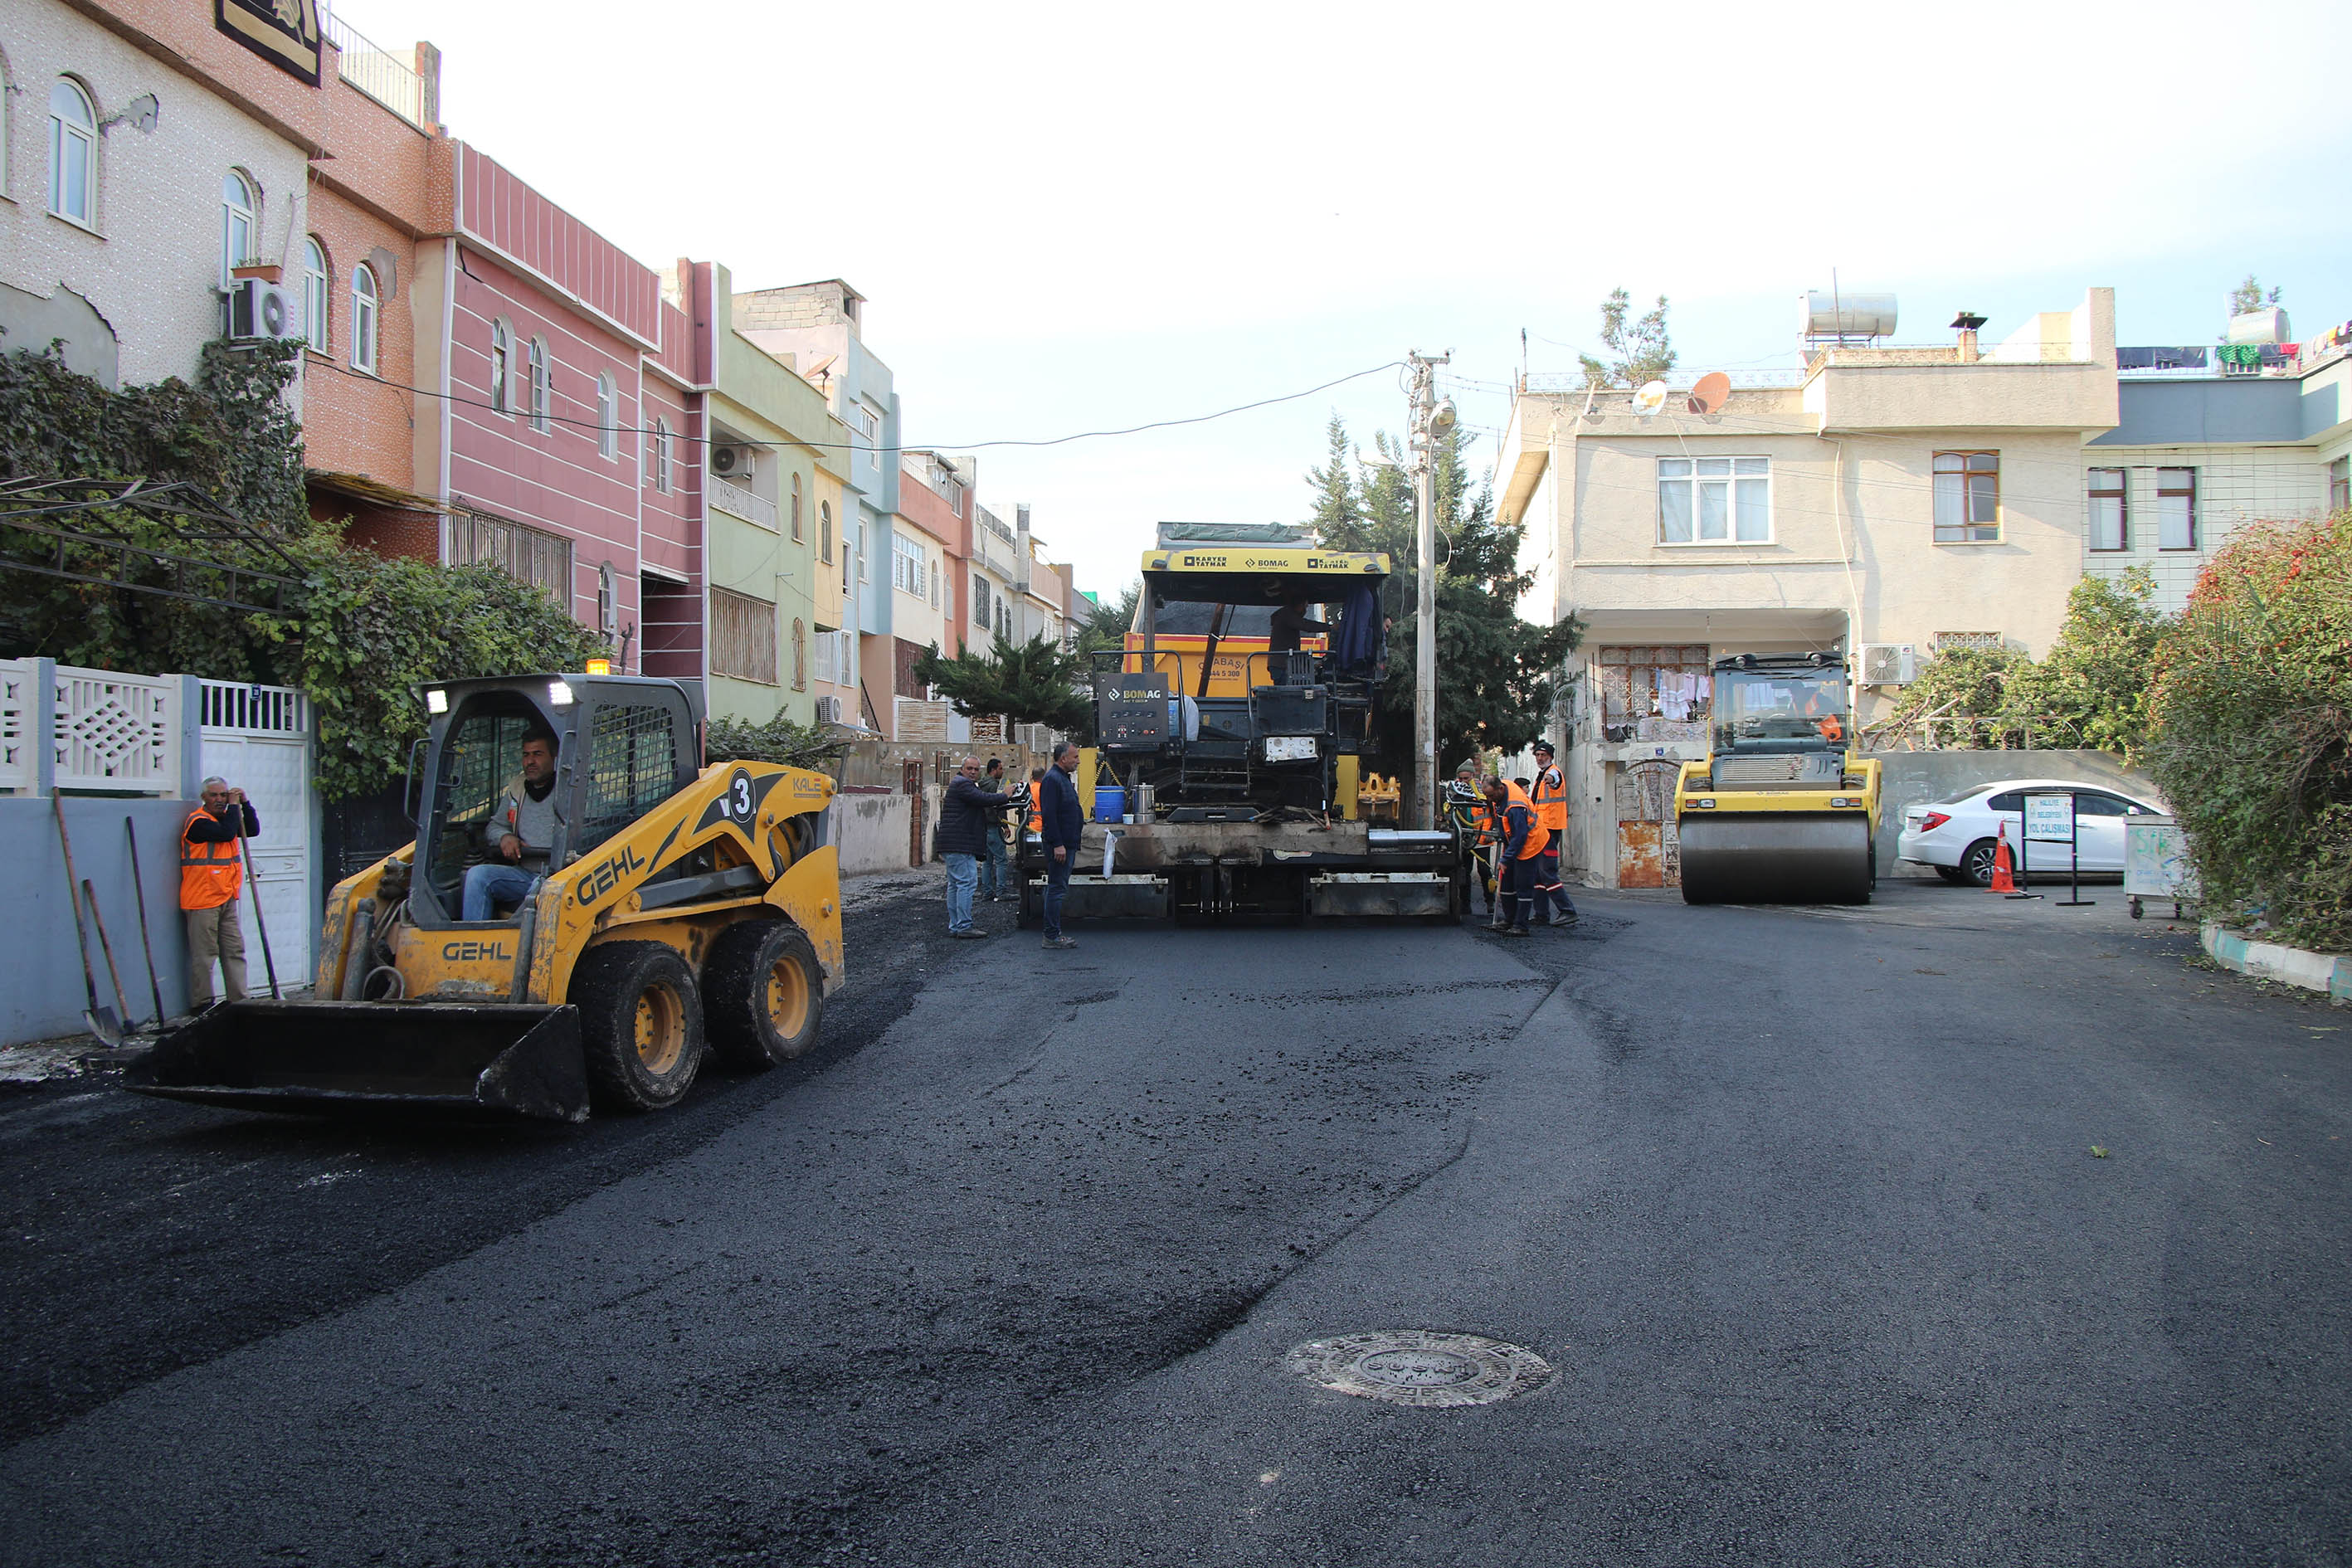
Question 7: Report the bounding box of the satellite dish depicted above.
[1687,372,1731,415]
[1631,381,1668,416]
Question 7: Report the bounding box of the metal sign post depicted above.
[2026,790,2094,908]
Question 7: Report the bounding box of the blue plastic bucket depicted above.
[1093,786,1126,823]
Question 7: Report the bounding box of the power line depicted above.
[309,353,1403,457]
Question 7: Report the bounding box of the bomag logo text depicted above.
[573,843,649,906]
[441,939,512,962]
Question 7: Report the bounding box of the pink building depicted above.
[417,144,702,675]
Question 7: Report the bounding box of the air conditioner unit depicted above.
[226,278,296,342]
[710,445,757,480]
[814,695,843,724]
[1858,642,1919,686]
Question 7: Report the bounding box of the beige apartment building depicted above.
[1494,288,2119,890]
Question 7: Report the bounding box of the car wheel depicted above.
[1933,864,1970,885]
[1959,838,2000,888]
[572,941,705,1113]
[703,918,825,1069]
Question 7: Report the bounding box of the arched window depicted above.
[221,171,256,287]
[595,375,618,460]
[790,474,804,542]
[819,499,832,563]
[528,338,550,432]
[301,237,331,352]
[791,618,807,690]
[349,263,379,373]
[650,419,672,493]
[49,79,97,224]
[489,320,512,412]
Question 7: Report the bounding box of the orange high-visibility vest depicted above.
[1025,782,1043,835]
[179,808,243,910]
[1502,782,1548,859]
[1531,765,1568,835]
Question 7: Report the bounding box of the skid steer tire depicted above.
[572,941,705,1113]
[703,918,825,1070]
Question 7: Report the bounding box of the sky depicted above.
[340,0,2352,601]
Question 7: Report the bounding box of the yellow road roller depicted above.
[1675,652,1879,903]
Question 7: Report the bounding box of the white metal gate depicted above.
[198,683,316,989]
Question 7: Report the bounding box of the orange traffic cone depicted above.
[1989,822,2016,893]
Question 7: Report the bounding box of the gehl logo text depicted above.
[442,939,512,962]
[574,843,649,906]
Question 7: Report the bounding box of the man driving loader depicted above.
[462,728,562,921]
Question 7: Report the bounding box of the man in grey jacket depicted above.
[461,728,561,921]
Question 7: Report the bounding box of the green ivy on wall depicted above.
[2,342,607,800]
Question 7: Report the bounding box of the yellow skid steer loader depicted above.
[126,673,842,1122]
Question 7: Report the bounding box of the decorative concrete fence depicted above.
[2,659,316,1047]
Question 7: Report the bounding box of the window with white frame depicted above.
[710,588,777,684]
[2332,456,2350,514]
[301,237,331,352]
[855,522,867,582]
[595,375,618,460]
[856,403,882,470]
[892,530,927,597]
[790,474,804,542]
[528,339,550,432]
[2088,467,2127,552]
[221,172,256,287]
[350,264,380,374]
[1933,451,2001,543]
[489,320,513,413]
[650,419,672,493]
[820,499,833,563]
[49,80,97,225]
[2157,467,2196,550]
[996,600,1011,640]
[931,561,941,610]
[1657,456,1770,543]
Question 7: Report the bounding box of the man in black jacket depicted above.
[1037,741,1084,950]
[938,756,1012,938]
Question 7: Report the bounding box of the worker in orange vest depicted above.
[1529,740,1578,928]
[1025,767,1045,836]
[1483,777,1546,936]
[180,775,259,1012]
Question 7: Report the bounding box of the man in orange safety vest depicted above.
[1530,740,1578,928]
[180,775,260,1011]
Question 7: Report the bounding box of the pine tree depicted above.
[1304,414,1362,544]
[2229,275,2282,318]
[1577,287,1678,389]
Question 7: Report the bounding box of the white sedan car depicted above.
[1896,777,2167,885]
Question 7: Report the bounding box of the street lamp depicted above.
[1406,352,1451,829]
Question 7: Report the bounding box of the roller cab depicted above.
[1675,653,1878,904]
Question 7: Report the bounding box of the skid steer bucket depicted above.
[1678,815,1873,904]
[124,1001,588,1123]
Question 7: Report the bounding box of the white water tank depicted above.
[1799,291,1898,339]
[2225,307,2291,345]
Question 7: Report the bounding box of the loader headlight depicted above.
[1691,798,1715,809]
[425,688,448,715]
[548,679,576,707]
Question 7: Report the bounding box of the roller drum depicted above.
[1678,814,1873,904]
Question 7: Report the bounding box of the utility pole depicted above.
[1407,350,1454,830]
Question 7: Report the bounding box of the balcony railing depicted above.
[710,476,779,531]
[329,12,429,129]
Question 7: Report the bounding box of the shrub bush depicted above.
[2147,512,2352,952]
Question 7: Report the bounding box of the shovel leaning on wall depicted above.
[50,794,124,1047]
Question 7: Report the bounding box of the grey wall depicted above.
[6,797,216,1045]
[2093,379,2301,446]
[1867,749,2160,876]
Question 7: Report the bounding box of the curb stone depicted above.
[2201,923,2352,1004]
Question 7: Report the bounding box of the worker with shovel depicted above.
[180,777,258,1014]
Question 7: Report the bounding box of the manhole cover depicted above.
[1283,1331,1554,1408]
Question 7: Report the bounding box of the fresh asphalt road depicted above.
[2,876,2346,1566]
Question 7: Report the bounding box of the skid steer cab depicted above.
[126,674,844,1122]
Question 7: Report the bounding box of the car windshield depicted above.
[1713,670,1848,751]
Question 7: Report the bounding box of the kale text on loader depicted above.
[125,673,844,1122]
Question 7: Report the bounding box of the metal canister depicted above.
[1135,782,1154,822]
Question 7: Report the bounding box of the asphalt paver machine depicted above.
[1020,523,1458,923]
[1674,651,1880,903]
[127,673,844,1122]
